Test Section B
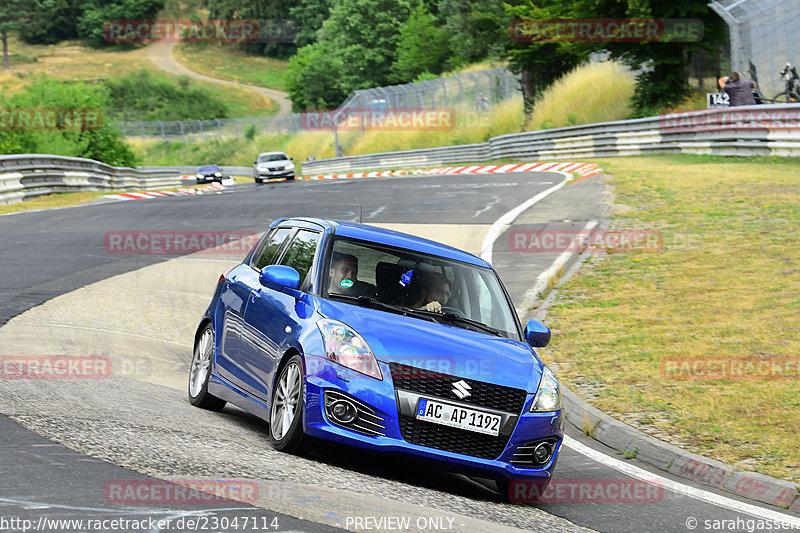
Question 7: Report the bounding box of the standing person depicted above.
[719,72,757,106]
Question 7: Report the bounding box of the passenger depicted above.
[410,273,451,313]
[328,252,359,295]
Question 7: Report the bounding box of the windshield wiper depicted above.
[329,294,440,323]
[414,310,503,337]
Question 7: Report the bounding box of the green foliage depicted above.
[570,0,727,114]
[438,0,509,68]
[17,0,81,44]
[285,41,348,111]
[104,69,231,121]
[76,0,166,47]
[0,76,137,166]
[289,0,333,48]
[244,123,257,141]
[206,0,296,58]
[0,0,54,69]
[319,0,412,91]
[391,2,450,83]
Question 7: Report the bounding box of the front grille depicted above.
[398,417,508,459]
[388,362,527,413]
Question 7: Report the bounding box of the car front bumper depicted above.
[302,355,563,484]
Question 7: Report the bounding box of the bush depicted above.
[0,76,138,167]
[105,69,231,121]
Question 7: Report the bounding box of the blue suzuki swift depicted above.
[188,217,563,499]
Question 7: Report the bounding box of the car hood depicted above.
[317,299,543,392]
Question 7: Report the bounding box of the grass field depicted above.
[0,37,276,118]
[539,154,800,482]
[173,44,288,91]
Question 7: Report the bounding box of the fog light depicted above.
[330,400,357,423]
[533,442,552,465]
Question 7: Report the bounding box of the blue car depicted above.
[188,217,563,499]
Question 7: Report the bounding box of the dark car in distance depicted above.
[195,165,228,184]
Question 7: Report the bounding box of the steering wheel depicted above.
[441,306,467,318]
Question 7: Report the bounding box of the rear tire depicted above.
[188,324,226,411]
[269,354,309,454]
[255,178,263,184]
[772,91,798,103]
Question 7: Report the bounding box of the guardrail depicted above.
[302,104,800,174]
[0,156,257,205]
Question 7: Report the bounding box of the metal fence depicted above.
[116,67,520,143]
[710,0,800,99]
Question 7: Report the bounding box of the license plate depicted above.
[416,399,501,436]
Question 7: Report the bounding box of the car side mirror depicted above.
[290,157,294,160]
[525,320,551,348]
[253,161,258,165]
[259,265,300,292]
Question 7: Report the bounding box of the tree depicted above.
[391,1,450,83]
[504,1,590,119]
[77,0,166,48]
[438,0,509,68]
[0,0,51,70]
[318,0,412,92]
[571,0,727,115]
[285,41,348,111]
[18,0,83,44]
[289,0,333,48]
[205,0,296,58]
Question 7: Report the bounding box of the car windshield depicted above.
[258,153,288,162]
[324,238,520,340]
[198,165,218,172]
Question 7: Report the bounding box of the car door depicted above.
[239,228,321,400]
[216,227,293,395]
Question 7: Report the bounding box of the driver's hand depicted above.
[422,301,442,313]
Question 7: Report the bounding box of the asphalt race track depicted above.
[1,172,797,533]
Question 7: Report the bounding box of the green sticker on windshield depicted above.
[340,279,354,288]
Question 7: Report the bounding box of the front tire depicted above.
[188,324,226,411]
[269,354,309,453]
[255,178,263,184]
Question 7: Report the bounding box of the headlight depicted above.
[284,163,293,170]
[317,319,382,380]
[196,173,203,178]
[530,365,561,412]
[214,171,221,177]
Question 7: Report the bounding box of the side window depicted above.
[279,230,321,287]
[253,228,292,270]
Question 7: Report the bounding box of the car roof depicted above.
[198,164,219,169]
[258,151,288,157]
[276,218,489,267]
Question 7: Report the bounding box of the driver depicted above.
[410,273,451,313]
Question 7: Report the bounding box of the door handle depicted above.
[250,288,261,302]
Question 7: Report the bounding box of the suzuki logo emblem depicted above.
[452,380,472,399]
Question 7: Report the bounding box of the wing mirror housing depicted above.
[259,265,301,294]
[525,320,551,348]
